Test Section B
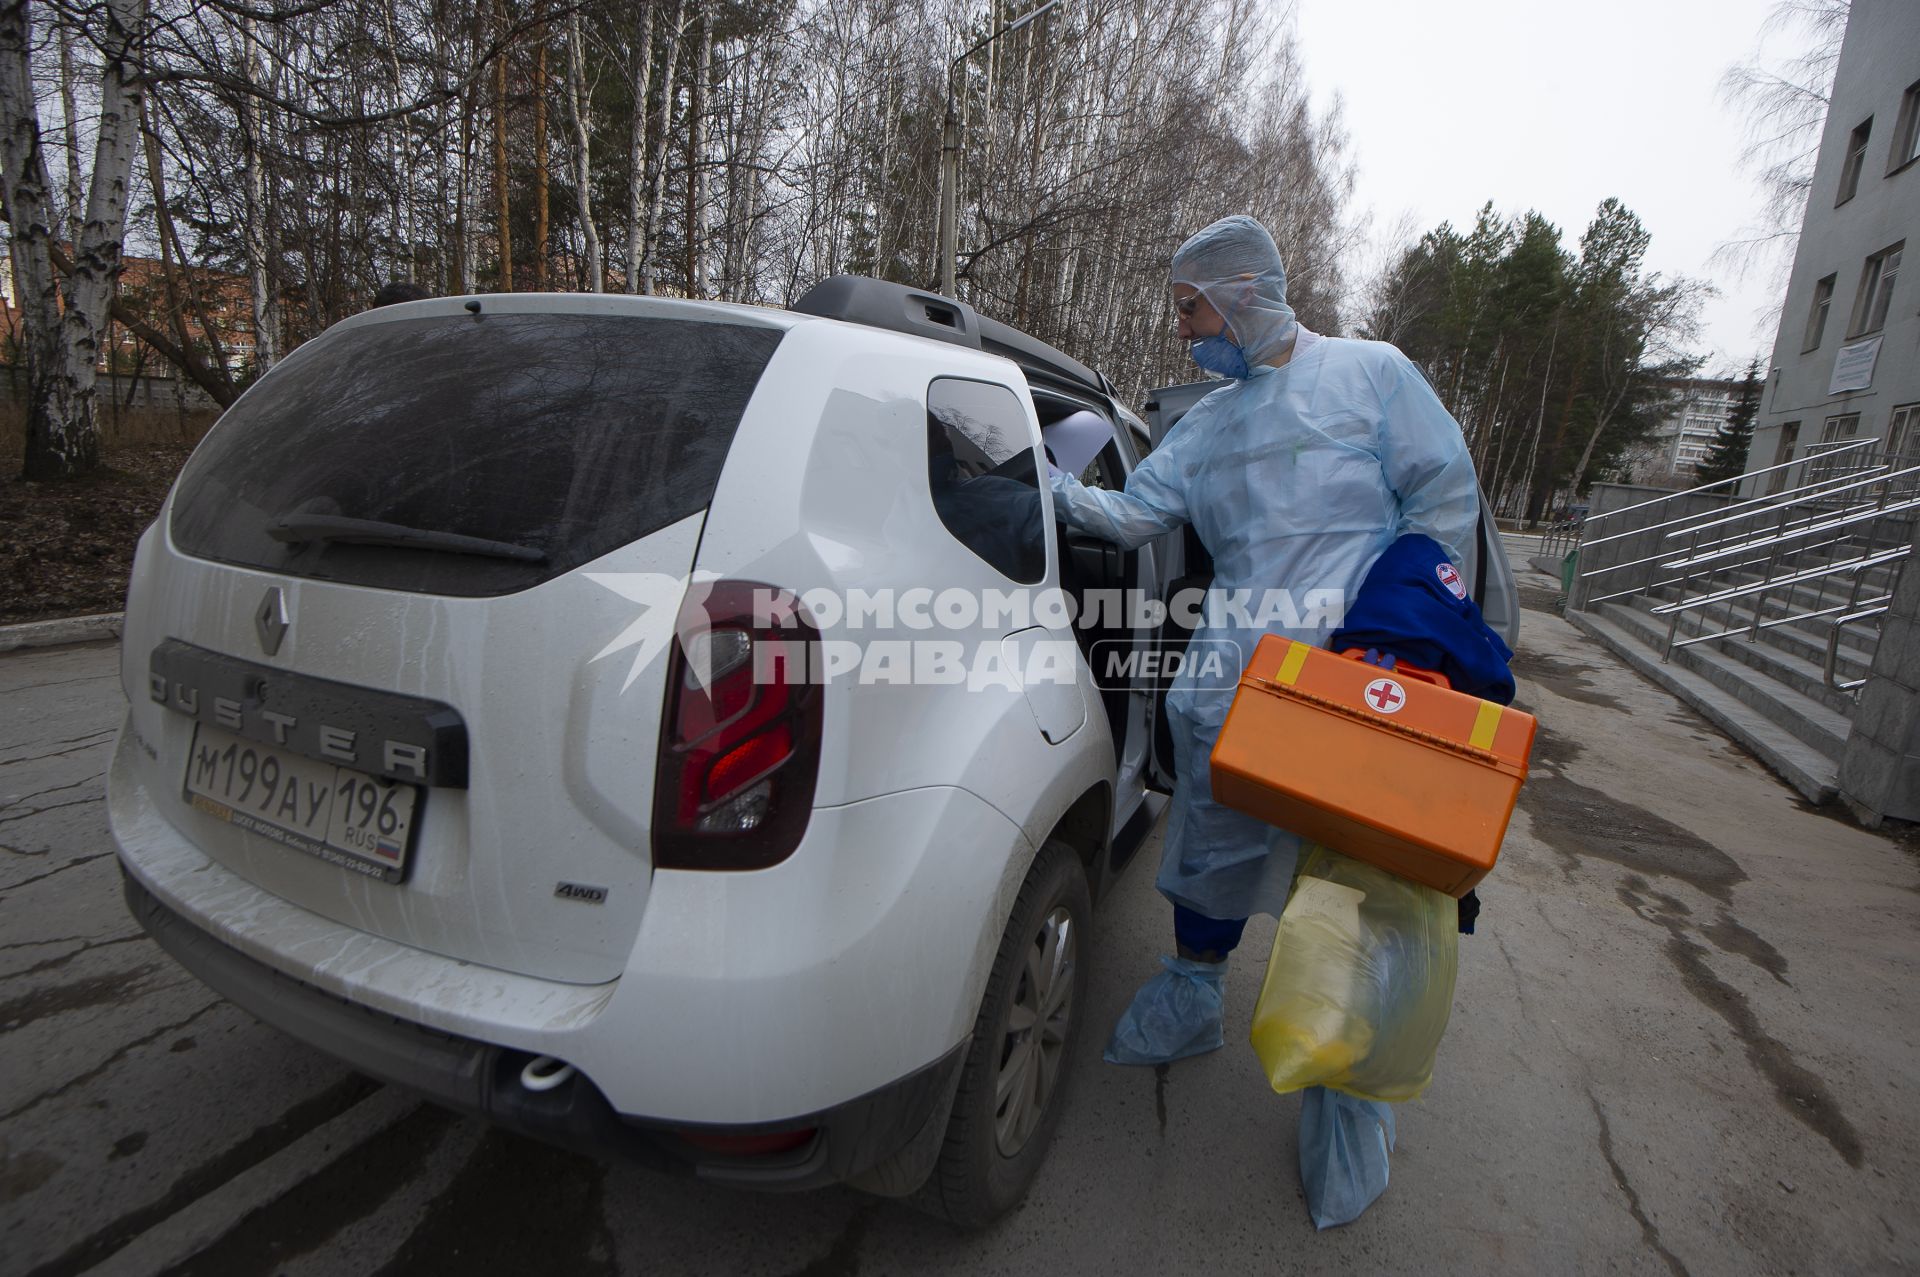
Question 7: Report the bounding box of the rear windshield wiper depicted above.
[266,514,547,563]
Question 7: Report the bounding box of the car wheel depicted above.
[916,838,1090,1229]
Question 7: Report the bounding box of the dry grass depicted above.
[0,443,197,624]
[0,397,217,456]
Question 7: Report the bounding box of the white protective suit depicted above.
[1050,217,1480,921]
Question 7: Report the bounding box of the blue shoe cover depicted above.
[1103,955,1226,1065]
[1299,1086,1396,1229]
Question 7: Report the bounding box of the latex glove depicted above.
[1361,648,1398,671]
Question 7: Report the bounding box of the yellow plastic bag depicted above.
[1250,845,1459,1102]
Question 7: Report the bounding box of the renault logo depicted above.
[254,587,289,656]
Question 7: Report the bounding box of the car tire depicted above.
[914,838,1090,1229]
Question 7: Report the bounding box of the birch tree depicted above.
[564,6,601,289]
[1716,0,1850,302]
[622,0,654,292]
[5,0,1373,464]
[1,0,149,480]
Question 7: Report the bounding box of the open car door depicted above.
[1138,382,1222,792]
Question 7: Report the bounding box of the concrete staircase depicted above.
[1539,542,1894,806]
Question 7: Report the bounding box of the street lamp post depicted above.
[939,104,961,296]
[937,0,1063,297]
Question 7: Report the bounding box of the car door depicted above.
[1138,383,1222,792]
[1036,389,1166,827]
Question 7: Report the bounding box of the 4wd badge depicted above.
[554,881,609,904]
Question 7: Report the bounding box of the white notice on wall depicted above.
[1829,336,1882,395]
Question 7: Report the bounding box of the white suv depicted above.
[108,277,1516,1226]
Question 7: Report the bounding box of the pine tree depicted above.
[1695,359,1763,486]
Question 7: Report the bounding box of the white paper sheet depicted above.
[1042,409,1116,477]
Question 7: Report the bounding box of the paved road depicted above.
[1499,530,1556,565]
[4,572,1917,1274]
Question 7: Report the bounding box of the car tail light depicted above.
[653,581,821,870]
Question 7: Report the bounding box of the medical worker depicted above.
[1048,214,1481,1227]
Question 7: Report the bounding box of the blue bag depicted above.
[1299,1085,1396,1229]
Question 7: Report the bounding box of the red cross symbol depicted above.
[1364,677,1407,713]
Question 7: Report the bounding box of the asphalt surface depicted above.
[3,559,1917,1275]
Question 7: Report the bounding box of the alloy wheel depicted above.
[993,905,1076,1156]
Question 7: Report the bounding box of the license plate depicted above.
[183,724,421,883]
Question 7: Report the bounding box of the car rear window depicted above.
[926,377,1046,584]
[169,312,783,596]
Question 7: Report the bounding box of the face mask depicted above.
[1190,334,1249,380]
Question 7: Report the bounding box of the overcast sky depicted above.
[1293,0,1804,377]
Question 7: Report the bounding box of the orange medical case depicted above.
[1210,636,1537,898]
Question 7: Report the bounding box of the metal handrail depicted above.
[1539,519,1583,561]
[1565,439,1912,698]
[1659,547,1910,659]
[1572,477,1901,583]
[1673,590,1895,652]
[1574,506,1873,583]
[1657,493,1920,573]
[1578,456,1896,554]
[1656,464,1920,543]
[1745,591,1893,635]
[1581,533,1859,608]
[1575,438,1877,531]
[1652,545,1910,617]
[1828,606,1889,691]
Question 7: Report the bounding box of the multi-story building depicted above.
[0,251,258,374]
[1749,0,1919,490]
[1625,375,1742,487]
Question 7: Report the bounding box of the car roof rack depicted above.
[789,275,1111,400]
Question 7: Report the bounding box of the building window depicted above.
[1811,416,1861,487]
[1768,422,1800,493]
[1891,404,1920,466]
[1773,423,1800,465]
[1837,118,1872,204]
[1890,80,1920,174]
[1849,242,1902,338]
[1803,274,1835,350]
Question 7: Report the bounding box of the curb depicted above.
[0,612,125,654]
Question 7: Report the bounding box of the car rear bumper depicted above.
[125,869,965,1190]
[109,712,1030,1123]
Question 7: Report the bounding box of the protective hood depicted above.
[1171,215,1299,368]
